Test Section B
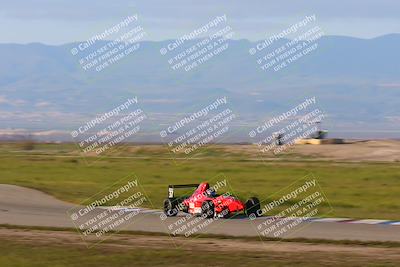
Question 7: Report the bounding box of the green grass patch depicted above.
[0,143,399,220]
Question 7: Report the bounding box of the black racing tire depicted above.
[163,198,178,217]
[245,197,261,218]
[221,208,230,218]
[178,197,189,213]
[181,204,189,213]
[201,200,215,218]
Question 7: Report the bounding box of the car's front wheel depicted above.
[245,197,261,218]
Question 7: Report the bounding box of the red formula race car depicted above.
[163,182,261,218]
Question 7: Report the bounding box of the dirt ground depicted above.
[219,140,400,162]
[2,228,400,261]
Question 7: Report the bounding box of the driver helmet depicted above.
[206,187,217,197]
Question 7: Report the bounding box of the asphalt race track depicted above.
[1,184,399,242]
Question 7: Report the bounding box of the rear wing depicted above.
[168,184,199,198]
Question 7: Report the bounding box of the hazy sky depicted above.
[1,0,399,44]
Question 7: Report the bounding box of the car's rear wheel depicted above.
[245,197,261,218]
[201,200,215,218]
[163,198,178,217]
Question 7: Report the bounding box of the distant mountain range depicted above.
[0,34,399,141]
